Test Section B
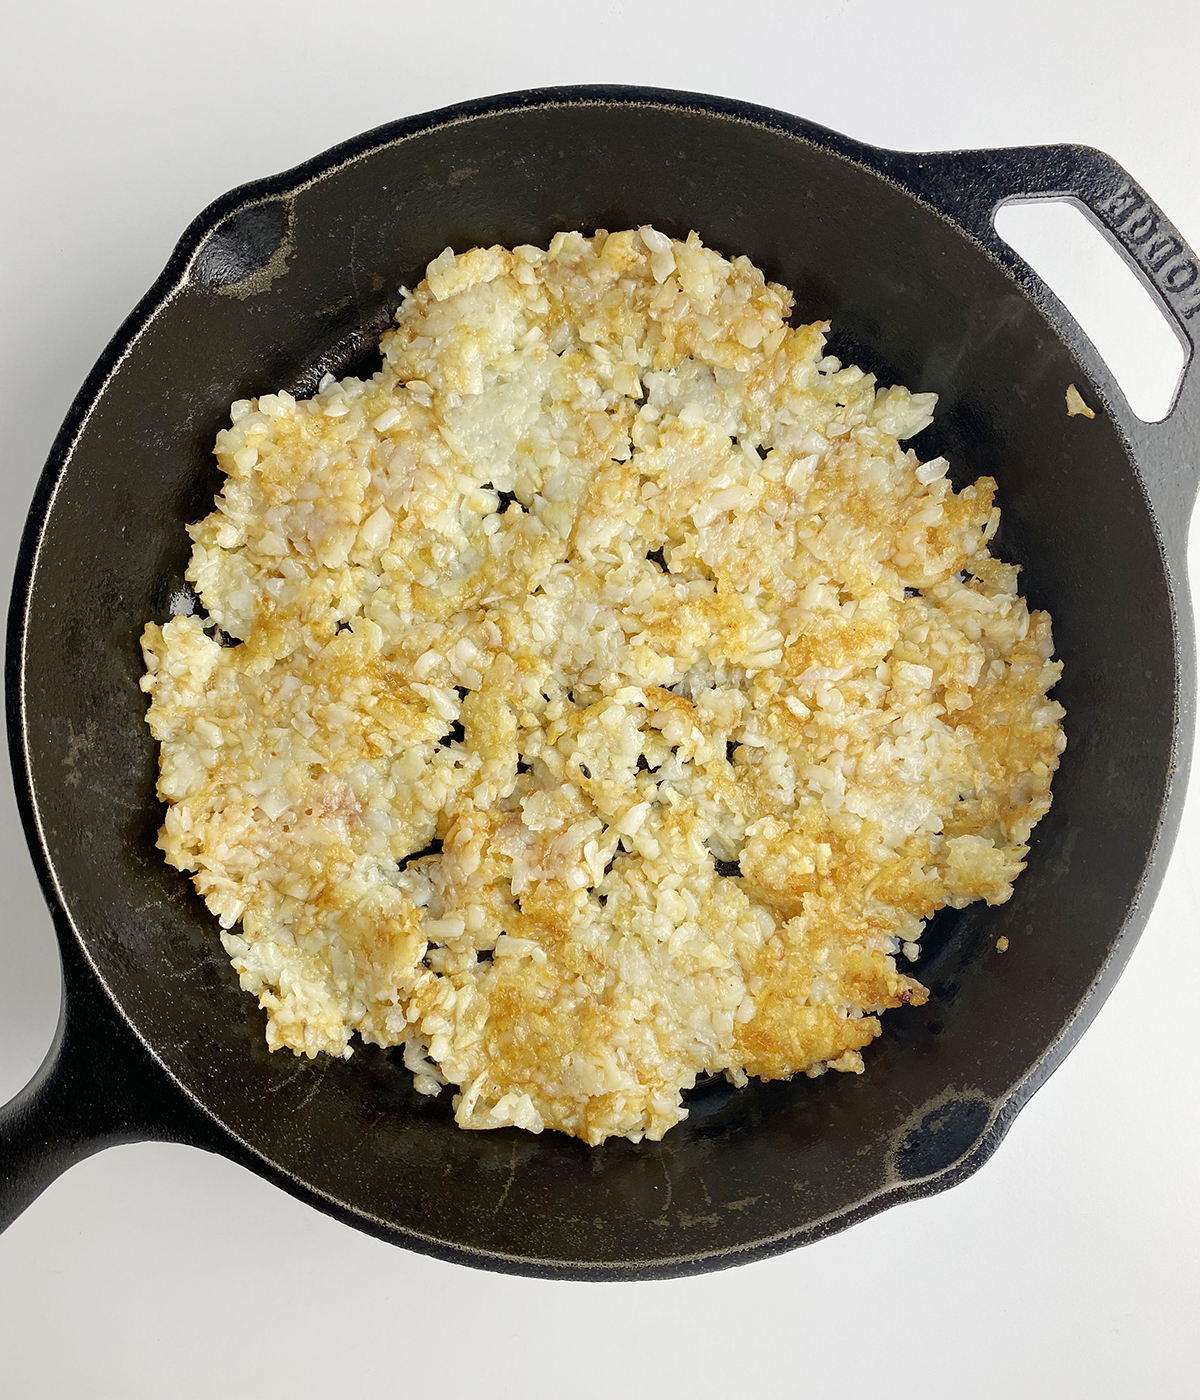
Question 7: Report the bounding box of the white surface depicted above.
[2,2,1198,1394]
[994,199,1189,422]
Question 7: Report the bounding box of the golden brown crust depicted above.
[140,228,1064,1143]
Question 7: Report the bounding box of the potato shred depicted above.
[141,227,1065,1144]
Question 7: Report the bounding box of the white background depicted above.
[2,2,1198,1395]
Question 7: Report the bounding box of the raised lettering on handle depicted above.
[1097,178,1200,323]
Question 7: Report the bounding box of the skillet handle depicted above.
[892,143,1200,565]
[0,930,228,1232]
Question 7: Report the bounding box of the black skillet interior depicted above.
[6,88,1199,1277]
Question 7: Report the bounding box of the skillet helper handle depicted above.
[0,932,224,1232]
[894,143,1200,562]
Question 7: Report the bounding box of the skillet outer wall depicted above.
[7,87,1196,1277]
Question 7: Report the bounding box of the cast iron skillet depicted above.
[3,87,1198,1279]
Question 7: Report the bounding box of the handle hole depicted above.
[994,199,1186,423]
